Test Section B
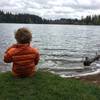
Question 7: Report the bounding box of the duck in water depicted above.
[83,54,100,66]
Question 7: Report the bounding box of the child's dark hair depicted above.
[15,28,32,44]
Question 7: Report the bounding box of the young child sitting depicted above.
[4,28,40,77]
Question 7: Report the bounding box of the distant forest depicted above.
[0,10,100,25]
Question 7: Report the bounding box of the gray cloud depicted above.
[0,0,100,19]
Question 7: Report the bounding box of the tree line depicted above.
[0,10,100,25]
[81,15,100,25]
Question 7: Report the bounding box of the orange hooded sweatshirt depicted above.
[4,44,40,77]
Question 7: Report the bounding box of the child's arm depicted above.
[34,49,40,65]
[4,52,12,63]
[4,45,16,63]
[34,52,40,65]
[5,44,16,53]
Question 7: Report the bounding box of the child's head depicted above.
[15,28,32,44]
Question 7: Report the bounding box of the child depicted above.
[4,28,40,77]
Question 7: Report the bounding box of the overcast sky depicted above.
[0,0,100,19]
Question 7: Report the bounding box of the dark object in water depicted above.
[83,55,100,66]
[83,57,91,66]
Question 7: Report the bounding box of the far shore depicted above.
[0,23,100,26]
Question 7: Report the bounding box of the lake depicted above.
[0,23,100,77]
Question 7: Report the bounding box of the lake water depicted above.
[0,23,100,77]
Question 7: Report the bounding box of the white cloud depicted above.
[0,0,100,19]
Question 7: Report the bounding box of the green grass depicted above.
[0,71,100,100]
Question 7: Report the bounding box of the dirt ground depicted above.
[76,73,100,86]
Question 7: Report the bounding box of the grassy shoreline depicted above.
[0,71,100,100]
